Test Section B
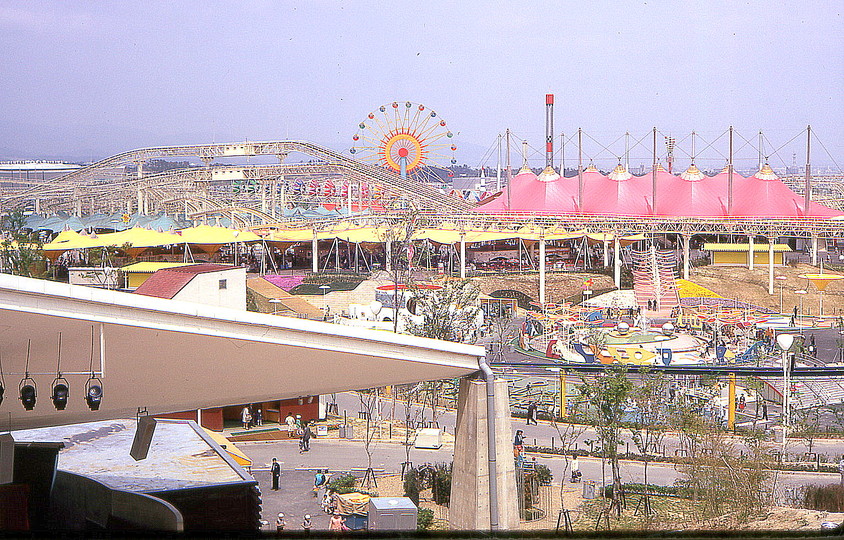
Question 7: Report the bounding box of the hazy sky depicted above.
[1,1,841,169]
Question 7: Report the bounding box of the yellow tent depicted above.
[176,225,262,254]
[268,229,315,243]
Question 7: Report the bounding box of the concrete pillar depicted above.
[460,235,466,279]
[126,199,132,214]
[811,235,818,266]
[683,234,691,280]
[450,378,519,530]
[311,232,318,273]
[602,237,609,267]
[136,161,144,179]
[768,239,775,295]
[613,235,621,289]
[748,235,755,270]
[34,198,40,214]
[137,188,143,216]
[538,236,546,304]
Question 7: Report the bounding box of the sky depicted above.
[0,1,842,170]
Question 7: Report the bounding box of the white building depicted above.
[133,263,246,310]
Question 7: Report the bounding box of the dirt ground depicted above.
[473,272,615,303]
[374,473,844,532]
[470,263,844,315]
[689,263,844,314]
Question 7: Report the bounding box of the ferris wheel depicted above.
[349,101,457,181]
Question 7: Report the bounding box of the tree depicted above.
[0,210,44,277]
[627,368,669,523]
[578,365,633,517]
[358,387,381,489]
[407,279,482,344]
[379,212,420,334]
[401,383,423,478]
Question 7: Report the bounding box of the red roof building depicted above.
[134,264,246,310]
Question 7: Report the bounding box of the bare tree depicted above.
[578,366,633,517]
[358,387,380,489]
[627,368,669,524]
[379,212,420,334]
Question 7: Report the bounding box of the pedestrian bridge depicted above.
[0,274,482,431]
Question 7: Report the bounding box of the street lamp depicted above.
[318,285,331,319]
[775,275,787,314]
[794,289,808,326]
[776,333,796,454]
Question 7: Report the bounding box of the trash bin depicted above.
[339,425,354,439]
[582,480,597,499]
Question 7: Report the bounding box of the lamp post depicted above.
[775,275,787,314]
[319,285,331,319]
[794,289,807,326]
[776,333,795,455]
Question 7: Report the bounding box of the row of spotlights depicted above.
[1,376,102,411]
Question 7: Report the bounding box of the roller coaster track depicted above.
[2,140,470,214]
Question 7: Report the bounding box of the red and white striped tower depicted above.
[545,94,555,169]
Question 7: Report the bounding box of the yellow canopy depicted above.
[413,228,463,244]
[177,225,262,245]
[99,227,181,248]
[268,229,315,242]
[120,262,192,273]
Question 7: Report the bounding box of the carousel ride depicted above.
[517,299,794,368]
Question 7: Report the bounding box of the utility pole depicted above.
[577,128,583,210]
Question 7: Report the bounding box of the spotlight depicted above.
[85,377,103,411]
[51,376,69,410]
[19,377,37,411]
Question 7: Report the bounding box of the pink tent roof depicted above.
[654,165,728,217]
[581,166,652,215]
[731,164,842,218]
[475,170,579,214]
[473,163,842,220]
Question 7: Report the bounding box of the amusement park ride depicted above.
[349,101,457,183]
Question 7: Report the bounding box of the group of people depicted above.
[283,412,314,453]
[240,405,263,430]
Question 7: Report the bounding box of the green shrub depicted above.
[403,468,421,506]
[801,484,844,512]
[535,463,553,485]
[431,462,452,506]
[416,508,434,530]
[327,473,357,494]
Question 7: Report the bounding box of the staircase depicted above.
[632,247,680,311]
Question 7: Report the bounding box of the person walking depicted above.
[300,423,313,453]
[285,412,297,437]
[302,514,312,535]
[271,457,281,491]
[255,407,263,427]
[275,513,286,532]
[526,401,538,425]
